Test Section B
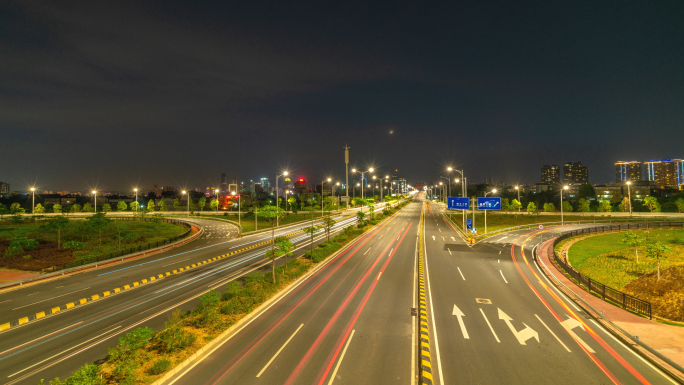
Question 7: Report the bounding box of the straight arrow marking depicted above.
[560,318,595,353]
[453,305,469,339]
[432,235,436,241]
[498,308,539,345]
[451,237,456,241]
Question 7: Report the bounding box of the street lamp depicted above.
[215,189,219,212]
[515,186,521,214]
[321,177,331,217]
[231,191,240,226]
[335,182,340,211]
[452,169,467,230]
[30,187,35,215]
[182,190,189,213]
[372,175,377,201]
[561,185,569,224]
[626,181,632,217]
[483,189,497,234]
[352,168,374,212]
[92,190,97,213]
[276,171,288,226]
[447,167,454,202]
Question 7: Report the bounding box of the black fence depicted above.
[48,217,193,272]
[551,221,684,319]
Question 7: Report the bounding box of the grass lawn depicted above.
[567,228,684,321]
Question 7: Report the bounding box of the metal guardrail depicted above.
[551,221,684,319]
[44,217,193,272]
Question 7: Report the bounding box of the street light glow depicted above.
[30,187,35,191]
[284,171,289,176]
[564,186,569,190]
[182,190,186,194]
[352,168,357,172]
[369,168,374,172]
[448,167,452,171]
[515,186,519,190]
[492,189,497,193]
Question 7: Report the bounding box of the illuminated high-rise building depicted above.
[644,159,684,189]
[615,161,642,182]
[563,162,588,185]
[541,165,560,185]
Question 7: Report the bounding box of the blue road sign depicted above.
[447,197,470,210]
[472,228,477,233]
[466,218,473,229]
[477,197,502,210]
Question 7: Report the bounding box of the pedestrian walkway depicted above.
[0,270,39,284]
[539,239,684,374]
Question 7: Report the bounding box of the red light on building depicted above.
[298,178,305,183]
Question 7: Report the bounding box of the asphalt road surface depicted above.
[0,211,375,384]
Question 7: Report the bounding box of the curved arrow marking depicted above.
[498,308,539,345]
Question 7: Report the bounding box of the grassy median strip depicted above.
[42,199,412,384]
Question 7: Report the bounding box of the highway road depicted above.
[422,198,678,385]
[0,209,382,384]
[164,200,422,385]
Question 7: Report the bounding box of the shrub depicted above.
[149,358,172,375]
[193,290,222,329]
[108,327,155,381]
[63,241,85,250]
[155,309,196,353]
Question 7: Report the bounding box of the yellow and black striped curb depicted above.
[0,228,307,332]
[419,204,433,385]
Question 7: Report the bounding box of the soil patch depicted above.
[0,239,75,271]
[623,265,684,322]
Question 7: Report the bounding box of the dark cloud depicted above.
[1,1,683,191]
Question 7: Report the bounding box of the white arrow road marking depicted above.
[499,270,508,283]
[453,305,469,339]
[535,314,571,352]
[451,237,456,241]
[441,236,445,241]
[432,235,436,241]
[447,248,452,255]
[480,309,500,343]
[457,267,465,280]
[498,308,539,345]
[560,317,595,353]
[498,236,508,241]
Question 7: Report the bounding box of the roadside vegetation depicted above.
[0,213,187,272]
[566,228,684,321]
[40,197,412,384]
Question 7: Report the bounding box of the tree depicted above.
[543,202,555,212]
[83,202,93,212]
[303,224,321,262]
[620,231,645,263]
[151,213,163,231]
[288,196,297,213]
[578,184,596,200]
[368,203,376,220]
[526,202,537,215]
[147,199,156,211]
[117,201,128,212]
[618,197,630,213]
[501,198,510,212]
[356,210,366,227]
[34,203,46,214]
[643,196,661,213]
[86,212,112,248]
[321,215,337,242]
[209,198,218,211]
[102,203,112,213]
[264,236,295,274]
[510,199,522,214]
[198,196,206,211]
[159,199,168,212]
[676,198,684,213]
[578,198,591,215]
[173,198,181,211]
[130,201,140,212]
[41,216,70,249]
[53,203,62,214]
[0,203,7,219]
[562,201,573,213]
[598,200,612,212]
[9,213,23,235]
[258,205,288,283]
[71,204,82,213]
[645,241,673,282]
[10,202,24,214]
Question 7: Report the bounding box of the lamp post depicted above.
[453,169,467,229]
[335,182,340,211]
[134,188,138,214]
[182,191,189,213]
[321,177,331,217]
[92,190,97,213]
[626,181,632,217]
[215,189,219,212]
[561,185,569,224]
[30,187,35,215]
[483,189,497,234]
[231,191,241,226]
[515,186,521,214]
[447,167,454,201]
[276,171,288,226]
[352,168,373,212]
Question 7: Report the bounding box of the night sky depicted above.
[2,1,683,192]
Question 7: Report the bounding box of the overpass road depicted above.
[0,209,383,384]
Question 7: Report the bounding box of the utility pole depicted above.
[344,144,350,210]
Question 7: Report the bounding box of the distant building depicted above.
[533,183,550,194]
[260,177,270,190]
[563,162,589,186]
[153,184,159,197]
[615,161,642,183]
[220,172,227,193]
[414,182,425,191]
[284,177,294,190]
[644,159,684,189]
[254,182,263,193]
[294,178,307,195]
[541,165,561,185]
[0,181,10,196]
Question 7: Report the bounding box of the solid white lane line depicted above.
[480,308,500,343]
[162,258,191,267]
[327,329,356,385]
[377,272,382,281]
[535,314,571,352]
[587,320,678,385]
[27,292,40,296]
[498,259,500,263]
[499,270,508,283]
[0,322,83,356]
[12,288,91,310]
[447,248,452,255]
[364,247,372,255]
[424,239,445,385]
[0,299,10,304]
[457,267,465,281]
[256,323,304,377]
[499,251,501,254]
[8,325,121,377]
